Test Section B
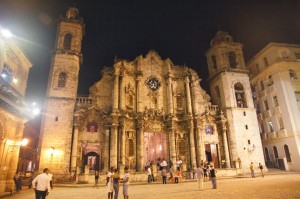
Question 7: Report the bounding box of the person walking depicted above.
[48,171,53,189]
[122,167,130,199]
[196,165,204,191]
[259,163,264,178]
[112,168,120,199]
[192,165,196,179]
[106,167,114,199]
[161,167,167,184]
[32,168,51,199]
[18,172,24,191]
[210,165,217,189]
[13,172,19,192]
[94,171,100,188]
[168,166,174,182]
[250,162,255,178]
[147,166,152,183]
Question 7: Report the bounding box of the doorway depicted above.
[205,144,219,168]
[144,132,167,166]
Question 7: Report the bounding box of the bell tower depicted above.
[206,31,265,170]
[38,7,84,173]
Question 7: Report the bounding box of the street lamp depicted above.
[0,28,12,38]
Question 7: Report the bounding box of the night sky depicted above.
[1,0,300,107]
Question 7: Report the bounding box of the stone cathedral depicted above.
[38,7,265,179]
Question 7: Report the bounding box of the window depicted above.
[63,34,72,50]
[256,64,260,73]
[234,83,247,108]
[264,100,269,110]
[55,117,58,121]
[295,92,300,110]
[260,80,265,90]
[268,75,273,86]
[278,117,284,130]
[58,72,67,87]
[268,121,273,132]
[86,122,98,132]
[273,146,279,159]
[176,97,183,109]
[243,111,246,116]
[263,57,269,67]
[215,86,220,98]
[228,51,237,68]
[273,96,279,107]
[178,139,186,156]
[248,140,251,145]
[211,55,217,69]
[284,145,291,162]
[256,103,261,113]
[128,139,134,157]
[289,69,297,80]
[245,125,248,130]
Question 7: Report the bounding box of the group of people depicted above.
[13,172,24,192]
[250,162,264,178]
[106,167,130,199]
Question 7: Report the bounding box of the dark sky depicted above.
[1,0,300,107]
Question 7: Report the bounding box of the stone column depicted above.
[110,124,118,169]
[168,128,176,164]
[119,73,125,111]
[136,74,142,112]
[120,121,126,165]
[185,76,192,114]
[190,75,199,115]
[188,120,196,167]
[196,126,204,166]
[136,119,144,171]
[71,126,79,170]
[113,67,120,111]
[220,116,231,168]
[103,129,110,171]
[166,76,174,115]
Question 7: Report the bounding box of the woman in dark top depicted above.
[112,169,120,199]
[210,166,217,189]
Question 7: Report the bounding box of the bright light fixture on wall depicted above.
[1,29,12,38]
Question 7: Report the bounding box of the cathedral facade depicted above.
[38,7,265,178]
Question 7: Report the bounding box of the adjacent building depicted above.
[0,26,32,192]
[247,43,300,171]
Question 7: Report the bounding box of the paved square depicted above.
[5,174,300,199]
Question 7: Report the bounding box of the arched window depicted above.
[211,55,217,69]
[284,145,291,162]
[58,72,67,87]
[128,139,134,157]
[228,51,237,68]
[268,75,273,86]
[234,83,247,108]
[215,86,220,98]
[264,147,270,161]
[289,69,297,80]
[63,34,72,50]
[178,139,186,156]
[273,146,279,159]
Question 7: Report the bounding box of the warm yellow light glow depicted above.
[21,138,29,146]
[13,78,18,83]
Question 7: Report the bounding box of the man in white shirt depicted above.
[106,167,114,199]
[32,168,51,199]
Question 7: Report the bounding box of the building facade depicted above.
[0,26,32,192]
[37,8,266,179]
[247,43,300,171]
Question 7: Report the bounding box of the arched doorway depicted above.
[83,151,99,172]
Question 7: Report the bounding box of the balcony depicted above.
[277,129,288,138]
[267,131,278,139]
[0,76,33,119]
[263,110,272,119]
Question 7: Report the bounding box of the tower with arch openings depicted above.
[206,31,265,171]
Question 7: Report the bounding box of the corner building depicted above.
[38,8,265,179]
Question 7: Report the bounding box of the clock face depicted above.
[205,125,214,135]
[146,77,160,91]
